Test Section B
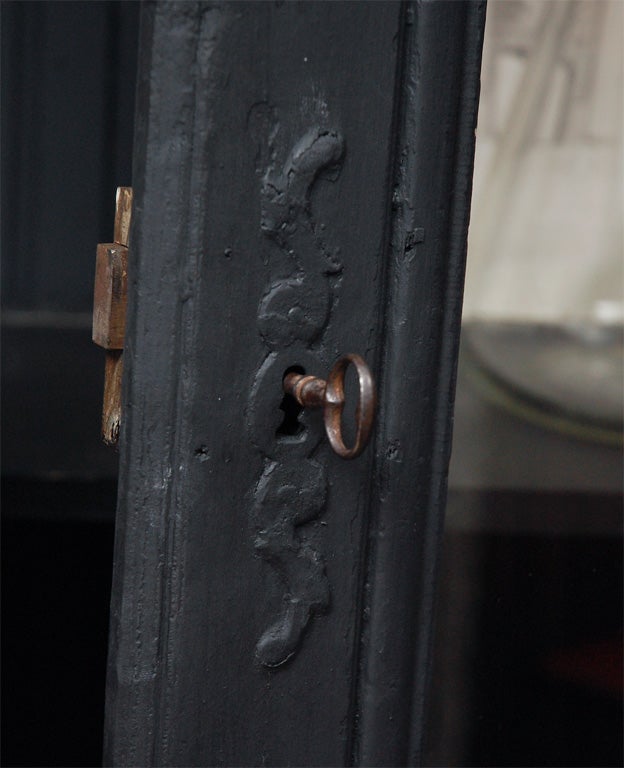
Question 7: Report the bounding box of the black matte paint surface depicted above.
[105,2,485,766]
[356,3,486,764]
[2,508,116,766]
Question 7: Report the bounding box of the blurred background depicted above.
[428,1,623,765]
[2,3,138,764]
[2,1,622,766]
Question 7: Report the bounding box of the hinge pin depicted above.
[92,187,133,446]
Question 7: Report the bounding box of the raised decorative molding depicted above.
[248,125,344,667]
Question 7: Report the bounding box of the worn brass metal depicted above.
[283,354,376,459]
[93,186,133,446]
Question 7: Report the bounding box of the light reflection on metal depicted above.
[283,353,376,459]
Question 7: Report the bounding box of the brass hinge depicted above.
[92,187,133,446]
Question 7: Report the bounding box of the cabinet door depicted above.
[104,2,485,766]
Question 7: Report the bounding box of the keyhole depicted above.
[276,365,306,438]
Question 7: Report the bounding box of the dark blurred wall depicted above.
[2,0,139,478]
[1,3,140,765]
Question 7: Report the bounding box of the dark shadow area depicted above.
[427,490,623,768]
[2,480,118,767]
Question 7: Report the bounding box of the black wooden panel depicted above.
[104,2,485,766]
[356,3,486,764]
[106,3,401,765]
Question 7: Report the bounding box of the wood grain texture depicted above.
[92,243,128,349]
[104,2,485,765]
[114,187,133,247]
[102,350,124,445]
[94,187,133,444]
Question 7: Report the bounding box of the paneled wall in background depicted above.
[2,0,139,477]
[2,4,139,766]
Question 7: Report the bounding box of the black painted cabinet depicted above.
[104,3,485,766]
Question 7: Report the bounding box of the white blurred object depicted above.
[463,0,623,432]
